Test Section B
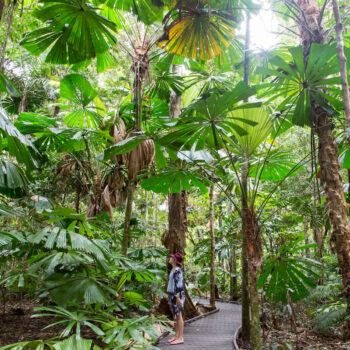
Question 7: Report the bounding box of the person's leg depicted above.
[171,313,184,344]
[168,309,177,342]
[174,314,180,338]
[178,313,184,341]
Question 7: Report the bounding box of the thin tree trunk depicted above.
[0,0,16,71]
[218,203,225,294]
[241,13,252,343]
[209,185,216,307]
[246,207,263,350]
[313,225,324,258]
[304,216,310,257]
[332,0,350,125]
[122,183,135,255]
[297,0,350,338]
[241,159,250,342]
[52,106,60,118]
[17,85,27,114]
[332,0,350,212]
[122,36,149,253]
[221,260,225,296]
[0,0,5,22]
[230,247,238,301]
[218,201,223,228]
[75,187,80,213]
[153,193,158,246]
[145,189,148,246]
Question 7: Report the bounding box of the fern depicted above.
[306,283,341,304]
[28,228,108,260]
[313,302,347,333]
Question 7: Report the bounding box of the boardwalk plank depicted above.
[158,300,241,350]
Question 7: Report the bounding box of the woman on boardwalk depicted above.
[167,253,185,345]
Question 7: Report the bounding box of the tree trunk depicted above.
[145,189,148,246]
[75,187,80,213]
[218,201,223,228]
[332,0,350,214]
[297,0,350,337]
[162,83,198,319]
[153,193,158,246]
[332,0,350,125]
[122,183,135,255]
[17,85,27,114]
[304,216,310,257]
[241,159,251,342]
[246,206,263,350]
[162,190,198,319]
[313,225,325,258]
[209,185,216,307]
[0,0,5,22]
[241,13,252,342]
[0,0,16,71]
[230,246,238,301]
[163,191,187,255]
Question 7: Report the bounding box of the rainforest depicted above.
[1,0,350,349]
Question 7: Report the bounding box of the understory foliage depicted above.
[1,0,350,349]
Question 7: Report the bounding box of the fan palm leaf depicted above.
[0,159,28,197]
[258,44,344,126]
[0,107,37,170]
[158,5,236,60]
[21,0,117,64]
[228,106,272,156]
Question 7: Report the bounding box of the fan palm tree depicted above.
[261,0,350,337]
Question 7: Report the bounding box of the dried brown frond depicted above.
[109,117,128,166]
[86,172,102,218]
[56,154,91,195]
[126,139,155,181]
[104,169,126,207]
[101,185,113,220]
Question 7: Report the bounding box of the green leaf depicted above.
[249,150,304,182]
[60,74,97,107]
[340,148,350,169]
[0,108,37,170]
[59,74,102,128]
[262,43,341,127]
[97,136,147,160]
[53,335,93,350]
[140,166,210,194]
[21,0,117,64]
[0,72,19,97]
[105,0,164,25]
[258,238,320,304]
[154,141,168,169]
[228,106,272,156]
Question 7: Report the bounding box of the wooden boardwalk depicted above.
[158,300,241,350]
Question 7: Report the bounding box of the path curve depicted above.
[158,299,241,350]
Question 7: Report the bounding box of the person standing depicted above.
[167,253,185,345]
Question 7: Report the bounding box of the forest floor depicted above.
[0,298,103,347]
[238,309,350,350]
[238,329,350,350]
[3,297,350,350]
[0,296,217,348]
[262,327,350,350]
[0,299,57,346]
